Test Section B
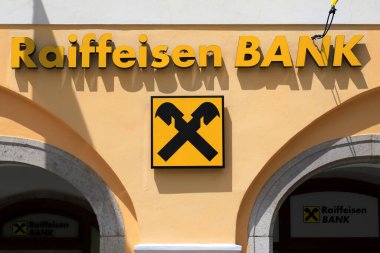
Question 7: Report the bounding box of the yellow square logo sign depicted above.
[151,96,224,168]
[303,206,321,223]
[12,221,28,236]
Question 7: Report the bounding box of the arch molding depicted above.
[248,135,380,253]
[0,136,126,253]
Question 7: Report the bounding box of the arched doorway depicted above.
[0,198,99,252]
[0,164,99,252]
[274,173,380,253]
[0,137,125,253]
[248,135,380,253]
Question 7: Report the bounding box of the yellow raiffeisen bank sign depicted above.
[11,34,364,69]
[151,96,224,168]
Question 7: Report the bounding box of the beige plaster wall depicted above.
[0,25,379,252]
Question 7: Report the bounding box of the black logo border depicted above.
[151,96,225,169]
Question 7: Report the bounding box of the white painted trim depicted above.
[134,244,242,252]
[1,0,380,25]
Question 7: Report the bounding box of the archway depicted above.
[0,137,125,253]
[274,175,380,253]
[248,135,380,253]
[0,193,99,252]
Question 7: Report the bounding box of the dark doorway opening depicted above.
[274,166,380,253]
[0,198,99,253]
[0,164,100,253]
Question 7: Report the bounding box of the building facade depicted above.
[1,1,380,253]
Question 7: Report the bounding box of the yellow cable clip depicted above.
[331,0,339,8]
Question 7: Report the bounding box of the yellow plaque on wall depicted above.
[12,221,28,236]
[303,206,321,223]
[151,96,224,168]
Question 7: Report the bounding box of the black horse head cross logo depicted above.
[155,102,220,161]
[304,206,320,223]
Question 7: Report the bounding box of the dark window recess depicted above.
[275,178,380,253]
[0,198,99,253]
